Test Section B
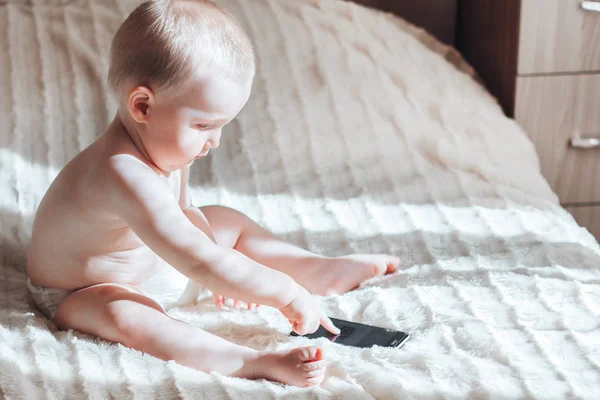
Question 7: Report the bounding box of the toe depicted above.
[384,255,401,273]
[305,367,326,378]
[299,346,322,362]
[388,259,400,273]
[304,375,325,387]
[303,360,325,371]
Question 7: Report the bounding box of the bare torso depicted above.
[26,124,183,290]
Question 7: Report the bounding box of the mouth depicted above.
[195,148,210,159]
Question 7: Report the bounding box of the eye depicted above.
[195,124,211,131]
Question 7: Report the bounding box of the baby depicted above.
[26,0,400,388]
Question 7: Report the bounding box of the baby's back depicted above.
[27,129,179,290]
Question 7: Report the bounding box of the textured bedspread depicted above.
[1,0,599,399]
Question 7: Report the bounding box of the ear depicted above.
[126,86,155,124]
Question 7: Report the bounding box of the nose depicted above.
[208,130,221,149]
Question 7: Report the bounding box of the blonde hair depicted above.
[108,0,255,99]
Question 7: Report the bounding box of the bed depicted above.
[1,0,599,398]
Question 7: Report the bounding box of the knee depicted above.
[182,206,209,224]
[104,300,148,347]
[200,205,247,222]
[200,204,235,215]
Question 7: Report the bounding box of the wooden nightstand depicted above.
[457,0,600,239]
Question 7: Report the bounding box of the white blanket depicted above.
[1,0,599,398]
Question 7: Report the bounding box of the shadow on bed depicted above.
[188,162,557,211]
[0,209,30,274]
[275,228,600,280]
[1,205,599,277]
[2,362,371,400]
[1,205,598,309]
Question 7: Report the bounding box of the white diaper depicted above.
[134,265,192,309]
[27,278,72,320]
[27,266,191,320]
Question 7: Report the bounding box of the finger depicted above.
[248,302,252,310]
[233,300,240,309]
[213,294,224,309]
[294,322,307,336]
[320,314,340,335]
[316,317,323,331]
[309,319,320,334]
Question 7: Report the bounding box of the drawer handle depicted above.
[581,0,600,11]
[570,136,600,149]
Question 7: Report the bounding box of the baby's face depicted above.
[142,73,252,172]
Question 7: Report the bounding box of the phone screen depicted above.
[291,317,410,348]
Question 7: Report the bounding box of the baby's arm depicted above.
[106,155,298,309]
[178,166,258,309]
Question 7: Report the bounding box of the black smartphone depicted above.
[290,317,410,349]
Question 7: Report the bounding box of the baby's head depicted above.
[108,0,255,172]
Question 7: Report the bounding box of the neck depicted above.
[111,111,170,177]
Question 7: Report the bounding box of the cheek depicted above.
[176,129,206,154]
[149,111,177,142]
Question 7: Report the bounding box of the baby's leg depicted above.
[54,283,325,387]
[199,206,400,296]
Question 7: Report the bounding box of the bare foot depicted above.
[238,346,326,387]
[296,254,401,296]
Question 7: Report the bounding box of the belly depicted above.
[84,245,191,298]
[27,239,169,290]
[83,245,169,285]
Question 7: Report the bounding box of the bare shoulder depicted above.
[106,152,156,176]
[96,127,168,203]
[104,153,170,208]
[90,123,184,220]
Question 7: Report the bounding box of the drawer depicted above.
[515,74,600,204]
[566,206,600,240]
[518,0,600,74]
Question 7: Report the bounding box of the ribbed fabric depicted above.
[1,0,599,398]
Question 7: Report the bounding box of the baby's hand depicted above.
[279,285,340,336]
[213,293,261,310]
